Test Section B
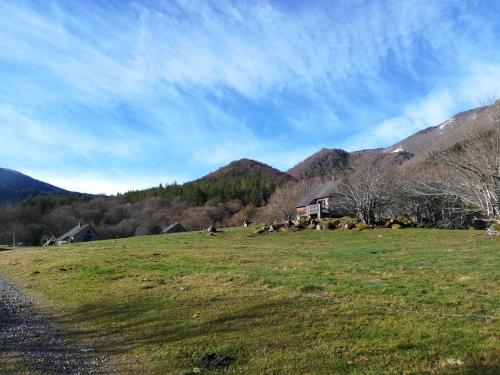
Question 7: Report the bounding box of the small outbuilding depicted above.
[56,223,98,245]
[242,219,252,227]
[162,222,186,234]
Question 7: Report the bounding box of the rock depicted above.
[316,224,323,231]
[392,224,402,229]
[268,225,275,232]
[355,223,373,231]
[487,223,500,236]
[206,226,217,232]
[308,223,316,229]
[343,223,355,230]
[254,227,266,234]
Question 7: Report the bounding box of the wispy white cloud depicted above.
[0,0,499,193]
[0,105,145,160]
[23,168,188,195]
[458,62,500,104]
[344,90,455,150]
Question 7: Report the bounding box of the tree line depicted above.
[1,102,498,245]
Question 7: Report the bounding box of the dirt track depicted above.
[0,275,112,375]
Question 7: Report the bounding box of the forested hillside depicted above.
[125,159,292,206]
[0,159,292,244]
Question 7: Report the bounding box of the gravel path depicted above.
[0,275,113,375]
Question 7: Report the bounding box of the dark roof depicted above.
[57,224,92,241]
[296,180,337,207]
[162,222,186,234]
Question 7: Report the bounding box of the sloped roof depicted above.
[162,222,186,234]
[296,180,337,207]
[57,224,93,241]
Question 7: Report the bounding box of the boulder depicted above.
[343,222,355,230]
[339,216,360,229]
[254,227,266,234]
[487,223,500,236]
[355,223,373,231]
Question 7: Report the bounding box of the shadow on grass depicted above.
[55,292,500,373]
[463,350,500,375]
[59,292,297,355]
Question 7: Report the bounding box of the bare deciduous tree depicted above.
[264,182,303,220]
[432,100,500,220]
[333,156,394,224]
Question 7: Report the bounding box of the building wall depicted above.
[296,197,333,220]
[72,227,98,242]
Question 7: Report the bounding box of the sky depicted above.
[1,0,500,194]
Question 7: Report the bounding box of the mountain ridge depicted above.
[1,102,494,203]
[0,168,69,203]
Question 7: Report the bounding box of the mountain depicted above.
[204,158,291,180]
[197,158,294,205]
[0,168,68,203]
[126,159,293,207]
[4,104,493,206]
[288,148,414,179]
[288,148,349,178]
[383,105,490,159]
[288,103,494,178]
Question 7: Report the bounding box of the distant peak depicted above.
[203,158,290,179]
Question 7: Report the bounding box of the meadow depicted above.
[0,228,498,374]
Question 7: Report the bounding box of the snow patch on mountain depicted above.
[438,118,454,131]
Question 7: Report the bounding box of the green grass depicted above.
[0,228,498,374]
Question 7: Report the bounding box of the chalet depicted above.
[162,222,186,234]
[56,223,98,245]
[296,181,336,220]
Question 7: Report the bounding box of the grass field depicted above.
[0,228,498,374]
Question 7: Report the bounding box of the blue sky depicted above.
[1,0,499,194]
